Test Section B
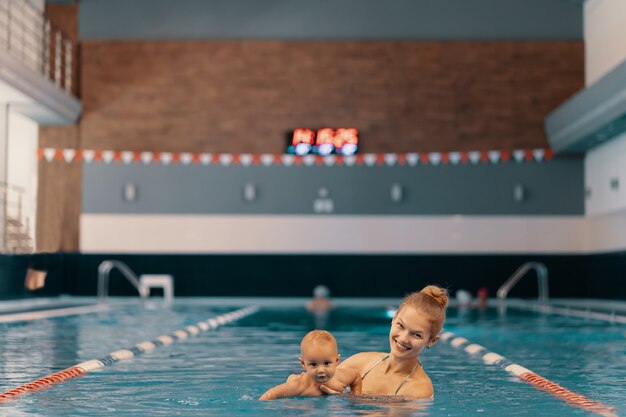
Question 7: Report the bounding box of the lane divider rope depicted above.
[0,306,259,402]
[440,331,617,417]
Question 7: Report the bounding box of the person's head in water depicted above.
[389,285,448,359]
[313,285,330,298]
[299,330,340,384]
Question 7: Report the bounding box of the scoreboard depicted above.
[286,128,359,156]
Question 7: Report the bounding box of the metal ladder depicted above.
[97,260,149,304]
[497,262,549,304]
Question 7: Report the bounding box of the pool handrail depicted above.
[497,262,549,304]
[97,260,149,304]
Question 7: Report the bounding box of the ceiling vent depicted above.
[545,59,626,153]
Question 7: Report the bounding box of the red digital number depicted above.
[292,129,316,146]
[333,128,358,148]
[316,128,335,146]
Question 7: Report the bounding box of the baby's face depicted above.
[299,341,340,384]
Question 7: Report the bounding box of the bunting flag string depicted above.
[38,148,555,167]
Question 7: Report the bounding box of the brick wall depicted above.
[79,40,583,153]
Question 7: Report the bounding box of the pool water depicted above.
[0,300,624,416]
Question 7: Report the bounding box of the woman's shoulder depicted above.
[340,352,387,369]
[402,369,434,398]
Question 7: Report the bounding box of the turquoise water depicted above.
[0,301,624,417]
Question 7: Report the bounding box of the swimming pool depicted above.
[0,298,624,416]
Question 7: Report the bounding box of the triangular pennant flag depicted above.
[343,155,356,166]
[43,148,56,161]
[160,152,173,165]
[199,153,212,165]
[468,151,481,164]
[140,152,153,164]
[513,150,525,162]
[500,150,511,162]
[62,149,76,163]
[532,149,545,162]
[239,154,253,166]
[303,155,316,166]
[428,152,442,165]
[323,155,337,166]
[82,149,95,163]
[488,150,501,164]
[448,152,461,165]
[406,153,419,166]
[121,151,134,164]
[364,154,377,166]
[281,154,295,166]
[384,154,397,166]
[260,154,274,166]
[180,153,193,165]
[219,154,233,166]
[102,151,115,164]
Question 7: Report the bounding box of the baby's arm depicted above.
[259,375,303,400]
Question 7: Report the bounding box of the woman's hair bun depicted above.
[420,285,449,309]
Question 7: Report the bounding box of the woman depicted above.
[322,285,448,398]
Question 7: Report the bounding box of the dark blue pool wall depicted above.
[2,251,625,299]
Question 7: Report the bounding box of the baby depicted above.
[259,330,362,400]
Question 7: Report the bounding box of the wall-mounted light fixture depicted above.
[123,183,137,202]
[314,187,334,213]
[513,184,525,204]
[390,183,403,203]
[243,183,256,202]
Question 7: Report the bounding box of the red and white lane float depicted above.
[0,306,259,402]
[440,331,616,417]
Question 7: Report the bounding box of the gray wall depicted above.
[66,0,582,40]
[83,157,584,215]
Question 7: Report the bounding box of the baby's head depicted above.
[299,330,340,383]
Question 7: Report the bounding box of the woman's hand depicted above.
[319,385,342,395]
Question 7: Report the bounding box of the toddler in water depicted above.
[259,330,362,400]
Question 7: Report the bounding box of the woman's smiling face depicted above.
[389,305,435,358]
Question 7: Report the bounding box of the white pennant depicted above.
[384,154,397,166]
[406,153,419,166]
[323,155,336,166]
[160,152,173,165]
[82,149,95,163]
[102,151,115,164]
[219,154,233,166]
[343,155,356,166]
[364,154,377,167]
[488,151,501,164]
[63,149,76,163]
[533,149,545,161]
[448,152,461,165]
[261,154,274,166]
[239,154,253,166]
[428,152,442,165]
[121,151,134,164]
[513,150,525,163]
[180,153,193,165]
[303,155,316,166]
[140,152,153,164]
[199,153,212,165]
[281,154,295,166]
[44,148,56,162]
[468,151,481,164]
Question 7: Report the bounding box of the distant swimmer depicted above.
[306,285,334,313]
[259,330,361,400]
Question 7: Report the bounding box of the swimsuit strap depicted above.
[394,359,421,395]
[360,354,390,380]
[360,354,422,395]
